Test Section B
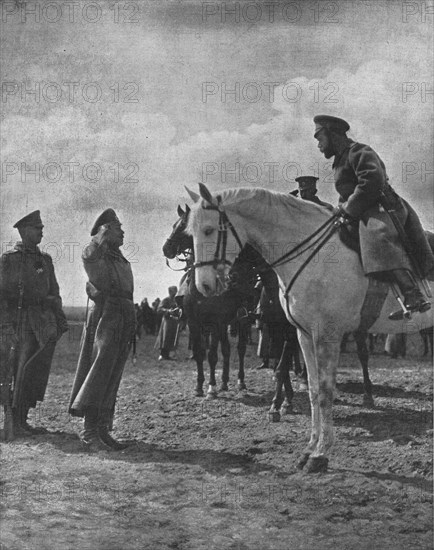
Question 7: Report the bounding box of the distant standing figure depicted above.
[384,333,407,359]
[69,209,135,451]
[141,298,155,334]
[134,303,143,340]
[0,210,68,435]
[152,298,162,335]
[156,286,179,360]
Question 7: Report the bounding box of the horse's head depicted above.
[162,204,193,259]
[187,183,246,297]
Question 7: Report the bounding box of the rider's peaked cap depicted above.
[13,210,43,229]
[295,176,319,191]
[90,208,121,236]
[314,115,350,137]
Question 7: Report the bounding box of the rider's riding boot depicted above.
[389,269,431,320]
[80,408,111,451]
[98,410,129,451]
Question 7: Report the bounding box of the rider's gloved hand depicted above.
[334,205,357,226]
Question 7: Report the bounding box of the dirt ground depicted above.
[0,325,433,550]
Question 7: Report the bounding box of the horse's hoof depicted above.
[220,383,228,392]
[195,389,204,397]
[305,456,328,473]
[297,453,310,470]
[280,405,294,416]
[206,392,218,400]
[363,396,375,409]
[268,411,281,423]
[237,382,247,391]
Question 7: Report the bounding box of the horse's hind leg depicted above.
[220,324,230,391]
[237,321,248,391]
[354,330,374,408]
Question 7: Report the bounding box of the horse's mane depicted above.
[188,187,331,234]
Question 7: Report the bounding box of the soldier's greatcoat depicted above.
[69,239,135,418]
[0,243,67,409]
[155,295,178,353]
[334,141,434,276]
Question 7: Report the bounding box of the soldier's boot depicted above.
[98,411,129,451]
[80,408,111,451]
[20,406,46,435]
[12,407,32,437]
[389,269,431,320]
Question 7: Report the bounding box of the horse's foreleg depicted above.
[191,324,205,397]
[206,325,219,399]
[354,330,374,408]
[237,322,248,391]
[269,341,294,422]
[304,338,341,474]
[296,332,319,470]
[220,324,230,391]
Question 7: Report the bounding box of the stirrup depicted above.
[389,300,431,321]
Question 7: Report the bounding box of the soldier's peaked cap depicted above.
[295,176,319,191]
[13,210,43,229]
[90,208,121,236]
[314,115,350,136]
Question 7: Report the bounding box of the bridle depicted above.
[192,195,243,271]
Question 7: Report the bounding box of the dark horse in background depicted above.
[163,204,307,415]
[163,205,257,398]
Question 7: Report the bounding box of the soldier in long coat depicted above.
[156,286,179,360]
[0,210,68,435]
[313,115,433,319]
[69,209,135,451]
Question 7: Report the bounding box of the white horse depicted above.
[186,183,433,473]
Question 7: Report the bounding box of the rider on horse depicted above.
[313,115,433,320]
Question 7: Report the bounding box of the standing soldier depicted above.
[313,115,433,319]
[0,210,68,436]
[156,286,179,360]
[290,176,334,211]
[69,209,135,451]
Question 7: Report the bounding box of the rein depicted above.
[165,254,192,272]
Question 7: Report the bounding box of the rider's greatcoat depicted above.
[334,141,434,277]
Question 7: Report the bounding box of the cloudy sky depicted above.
[1,0,432,305]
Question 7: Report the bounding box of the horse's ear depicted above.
[185,186,200,203]
[177,204,185,217]
[185,204,191,213]
[198,183,214,205]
